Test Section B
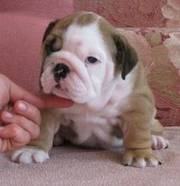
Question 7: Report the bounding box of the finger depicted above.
[0,124,31,145]
[0,75,10,109]
[8,79,43,107]
[13,101,41,125]
[40,95,73,109]
[9,80,73,108]
[4,75,73,108]
[1,112,40,139]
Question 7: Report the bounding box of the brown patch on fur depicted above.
[98,18,117,62]
[76,12,97,26]
[151,119,164,135]
[42,14,77,60]
[113,34,138,79]
[98,18,138,79]
[42,19,59,42]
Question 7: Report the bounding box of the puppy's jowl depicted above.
[11,12,169,168]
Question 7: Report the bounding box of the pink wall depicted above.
[0,0,74,19]
[74,0,167,27]
[0,0,74,92]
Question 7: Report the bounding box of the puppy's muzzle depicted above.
[53,63,70,82]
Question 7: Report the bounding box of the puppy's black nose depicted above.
[53,63,70,82]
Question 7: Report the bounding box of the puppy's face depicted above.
[40,12,137,104]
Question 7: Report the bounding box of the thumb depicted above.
[0,76,10,109]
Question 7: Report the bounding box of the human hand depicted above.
[0,74,73,152]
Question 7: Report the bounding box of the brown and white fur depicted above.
[11,12,169,168]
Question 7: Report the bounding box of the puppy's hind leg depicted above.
[151,119,169,150]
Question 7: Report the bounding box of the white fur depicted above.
[11,147,49,164]
[133,158,146,168]
[147,158,159,167]
[123,154,159,168]
[133,158,159,168]
[152,135,169,150]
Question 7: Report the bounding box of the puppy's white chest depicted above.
[60,100,122,148]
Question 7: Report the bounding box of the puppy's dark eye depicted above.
[86,56,98,64]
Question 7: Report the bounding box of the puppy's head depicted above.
[40,11,138,104]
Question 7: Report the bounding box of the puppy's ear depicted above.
[112,33,138,80]
[42,19,59,42]
[40,19,62,90]
[42,19,62,57]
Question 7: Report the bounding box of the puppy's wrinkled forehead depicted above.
[64,21,108,56]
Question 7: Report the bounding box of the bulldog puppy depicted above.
[11,11,169,167]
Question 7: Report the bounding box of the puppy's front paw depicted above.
[11,147,49,164]
[122,149,161,168]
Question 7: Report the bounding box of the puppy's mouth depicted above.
[40,52,96,104]
[55,83,61,89]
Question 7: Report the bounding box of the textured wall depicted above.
[0,0,74,92]
[74,0,167,27]
[0,0,74,19]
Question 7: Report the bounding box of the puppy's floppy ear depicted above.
[42,19,59,42]
[40,19,62,90]
[42,19,62,57]
[112,33,138,80]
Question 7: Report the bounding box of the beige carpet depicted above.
[0,127,180,186]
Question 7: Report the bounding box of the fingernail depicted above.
[18,102,27,112]
[3,111,13,119]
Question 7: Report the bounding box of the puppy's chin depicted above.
[40,69,97,104]
[52,89,88,104]
[48,85,97,104]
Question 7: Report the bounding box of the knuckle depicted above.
[14,100,22,107]
[16,116,24,124]
[15,101,41,125]
[10,124,21,136]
